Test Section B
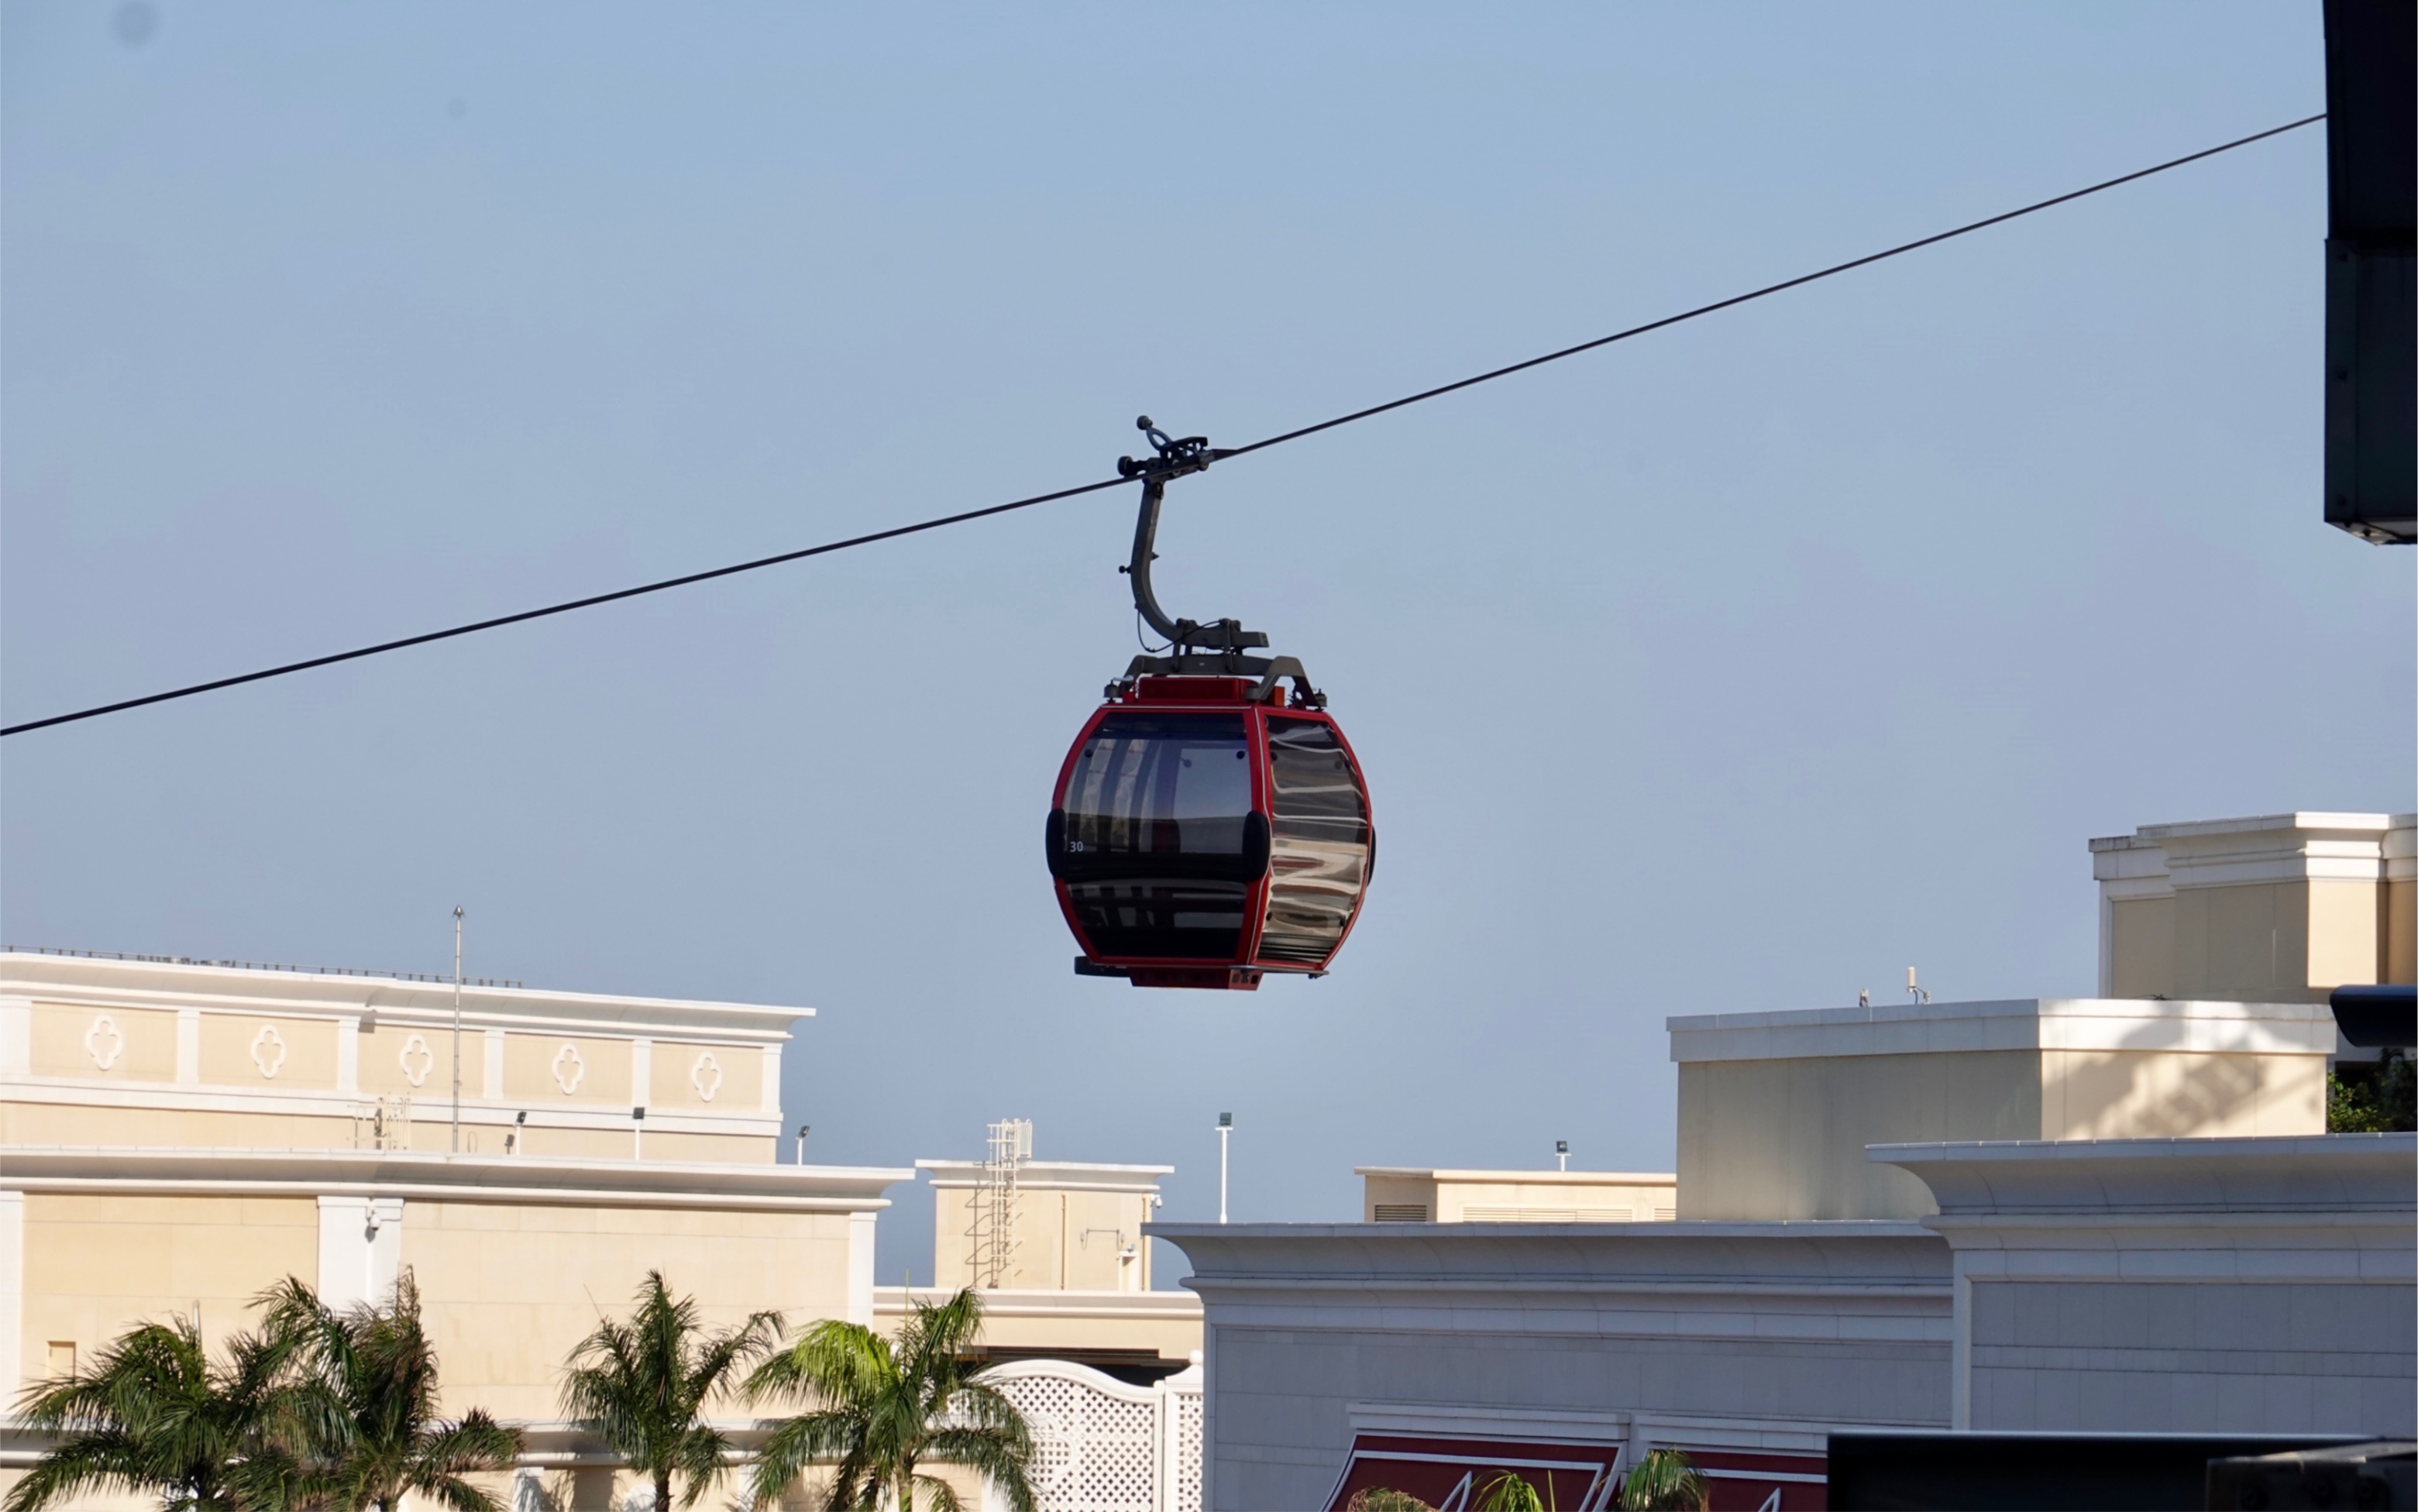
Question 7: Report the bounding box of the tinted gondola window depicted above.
[1063,879,1251,960]
[1061,713,1251,857]
[1059,713,1255,960]
[1259,719,1371,965]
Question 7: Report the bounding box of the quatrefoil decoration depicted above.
[551,1043,585,1094]
[250,1023,287,1079]
[690,1052,722,1103]
[399,1034,434,1088]
[84,1015,124,1071]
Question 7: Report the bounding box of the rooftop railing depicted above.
[0,943,524,989]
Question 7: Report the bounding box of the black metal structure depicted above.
[1825,1432,2368,1511]
[1109,418,1323,707]
[2321,0,2415,544]
[2330,983,2418,1050]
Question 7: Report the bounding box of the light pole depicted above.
[450,906,463,1153]
[1556,1139,1569,1172]
[796,1124,811,1163]
[1216,1112,1232,1223]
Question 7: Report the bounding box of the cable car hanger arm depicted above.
[1116,417,1246,648]
[1109,417,1323,708]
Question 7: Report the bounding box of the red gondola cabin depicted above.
[1047,675,1374,989]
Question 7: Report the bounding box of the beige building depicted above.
[0,950,913,1507]
[0,948,799,1162]
[922,1145,1164,1294]
[1356,1168,1677,1224]
[1670,995,2337,1221]
[2091,810,2415,1002]
[1667,810,2413,1222]
[872,1126,1202,1382]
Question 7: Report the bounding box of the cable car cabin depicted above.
[1047,675,1374,989]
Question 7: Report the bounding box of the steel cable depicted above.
[1,112,2323,738]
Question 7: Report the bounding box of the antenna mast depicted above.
[450,906,464,1153]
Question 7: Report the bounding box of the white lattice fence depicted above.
[980,1360,1204,1512]
[1171,1388,1202,1512]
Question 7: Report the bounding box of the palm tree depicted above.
[559,1270,783,1512]
[4,1311,311,1512]
[1617,1448,1706,1512]
[1475,1471,1547,1512]
[745,1288,1035,1512]
[260,1273,523,1512]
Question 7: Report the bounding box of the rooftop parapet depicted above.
[1669,998,2336,1222]
[2090,811,2416,1002]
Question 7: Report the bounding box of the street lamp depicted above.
[1216,1113,1233,1224]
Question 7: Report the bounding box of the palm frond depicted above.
[668,1424,730,1508]
[417,1476,508,1512]
[910,1472,960,1512]
[746,1412,862,1507]
[560,1312,657,1470]
[1616,1448,1706,1512]
[921,1428,1036,1512]
[1,1431,155,1512]
[1476,1470,1546,1512]
[744,1322,893,1408]
[411,1410,525,1483]
[932,1385,1030,1455]
[892,1293,982,1401]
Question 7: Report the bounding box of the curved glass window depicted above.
[1061,713,1252,858]
[1257,718,1371,966]
[1058,713,1257,961]
[1064,879,1250,961]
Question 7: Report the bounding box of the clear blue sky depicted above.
[4,2,2406,1286]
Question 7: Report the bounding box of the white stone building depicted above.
[1151,813,2418,1512]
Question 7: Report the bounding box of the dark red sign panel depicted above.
[1688,1448,1828,1511]
[1326,1435,1622,1510]
[1323,1435,1826,1512]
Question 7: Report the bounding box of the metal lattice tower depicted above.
[964,1118,1033,1287]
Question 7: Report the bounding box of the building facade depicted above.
[2091,811,2414,1002]
[0,950,913,1507]
[1356,1169,1677,1225]
[1151,813,2418,1511]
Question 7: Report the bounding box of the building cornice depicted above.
[1666,998,2335,1064]
[872,1285,1201,1318]
[1871,1133,2418,1214]
[1353,1167,1676,1186]
[2088,812,2416,890]
[0,1145,910,1213]
[1151,1223,1957,1349]
[0,1080,777,1137]
[1873,1136,2418,1285]
[1151,1221,1947,1285]
[0,953,807,1041]
[915,1159,1172,1190]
